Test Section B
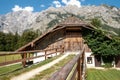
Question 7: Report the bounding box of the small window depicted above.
[87,57,92,64]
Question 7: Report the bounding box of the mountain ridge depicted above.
[0,5,120,34]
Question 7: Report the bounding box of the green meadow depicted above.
[87,69,120,80]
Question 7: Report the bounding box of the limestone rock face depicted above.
[0,5,120,34]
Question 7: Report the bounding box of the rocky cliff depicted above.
[0,5,120,34]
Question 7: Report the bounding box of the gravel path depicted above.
[11,53,69,80]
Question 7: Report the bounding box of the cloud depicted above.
[24,6,34,12]
[53,1,62,8]
[62,0,81,7]
[12,5,22,12]
[40,4,45,7]
[12,5,34,12]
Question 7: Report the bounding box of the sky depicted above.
[0,0,120,15]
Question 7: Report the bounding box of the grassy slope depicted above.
[87,69,120,80]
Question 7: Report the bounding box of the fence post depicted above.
[62,47,64,54]
[81,50,85,73]
[45,50,47,60]
[77,57,82,80]
[28,53,30,61]
[56,48,57,56]
[23,53,27,67]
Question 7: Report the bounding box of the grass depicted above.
[30,54,75,80]
[0,54,21,63]
[0,53,33,63]
[0,54,63,80]
[0,63,23,75]
[86,69,120,80]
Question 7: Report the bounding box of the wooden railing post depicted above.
[23,53,27,67]
[81,50,85,74]
[45,50,47,60]
[62,47,64,54]
[77,57,80,80]
[56,48,57,56]
[77,57,82,80]
[28,53,30,61]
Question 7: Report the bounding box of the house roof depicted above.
[16,17,93,52]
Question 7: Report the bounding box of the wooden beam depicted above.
[77,57,81,80]
[45,51,47,60]
[23,53,27,67]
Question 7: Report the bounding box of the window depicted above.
[87,57,92,64]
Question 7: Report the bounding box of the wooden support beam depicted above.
[45,51,47,60]
[28,53,30,61]
[56,49,57,56]
[21,53,27,67]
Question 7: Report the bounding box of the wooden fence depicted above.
[0,47,64,67]
[49,46,86,80]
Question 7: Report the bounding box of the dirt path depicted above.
[11,53,69,80]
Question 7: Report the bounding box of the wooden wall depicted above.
[31,26,87,52]
[64,30,83,51]
[34,29,65,50]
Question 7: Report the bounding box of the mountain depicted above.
[0,5,120,35]
[0,11,38,34]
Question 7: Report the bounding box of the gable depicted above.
[16,17,93,52]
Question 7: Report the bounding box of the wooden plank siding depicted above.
[20,26,86,52]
